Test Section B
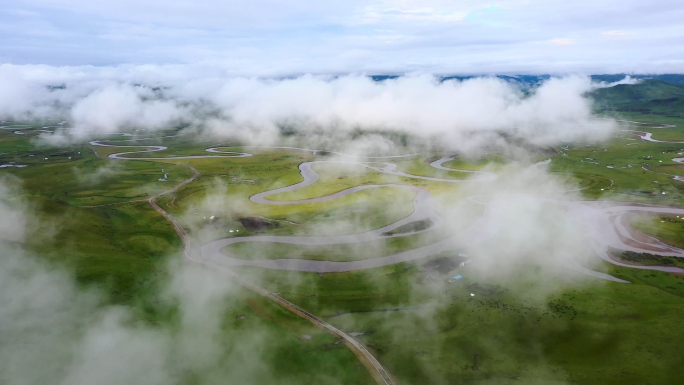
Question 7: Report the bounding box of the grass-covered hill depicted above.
[591,74,684,85]
[591,79,684,116]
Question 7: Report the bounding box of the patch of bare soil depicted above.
[422,255,468,274]
[239,216,281,232]
[466,283,506,297]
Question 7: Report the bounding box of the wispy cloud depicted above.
[1,1,683,73]
[602,30,634,36]
[547,38,576,46]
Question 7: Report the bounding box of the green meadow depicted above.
[222,228,451,262]
[3,105,684,385]
[234,258,684,385]
[1,127,373,385]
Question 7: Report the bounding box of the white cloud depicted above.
[600,75,641,87]
[65,84,183,139]
[547,38,576,46]
[0,64,617,153]
[602,30,635,37]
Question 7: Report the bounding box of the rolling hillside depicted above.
[591,79,684,116]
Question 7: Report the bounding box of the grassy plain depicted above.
[4,111,684,385]
[207,111,684,384]
[630,212,684,250]
[549,117,684,204]
[0,126,374,385]
[222,228,451,262]
[235,258,684,385]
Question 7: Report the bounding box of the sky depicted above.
[1,0,683,75]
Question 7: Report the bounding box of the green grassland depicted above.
[159,120,684,384]
[1,129,373,384]
[90,135,235,158]
[392,156,494,178]
[21,158,193,206]
[179,283,375,385]
[234,258,684,385]
[630,212,684,250]
[439,153,507,171]
[615,113,684,141]
[549,126,684,204]
[156,163,420,240]
[592,79,684,117]
[222,228,451,262]
[5,90,684,385]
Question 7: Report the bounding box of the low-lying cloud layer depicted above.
[1,64,616,153]
[448,164,598,293]
[0,177,345,385]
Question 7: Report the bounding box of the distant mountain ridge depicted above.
[591,74,684,85]
[370,74,684,86]
[369,73,684,117]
